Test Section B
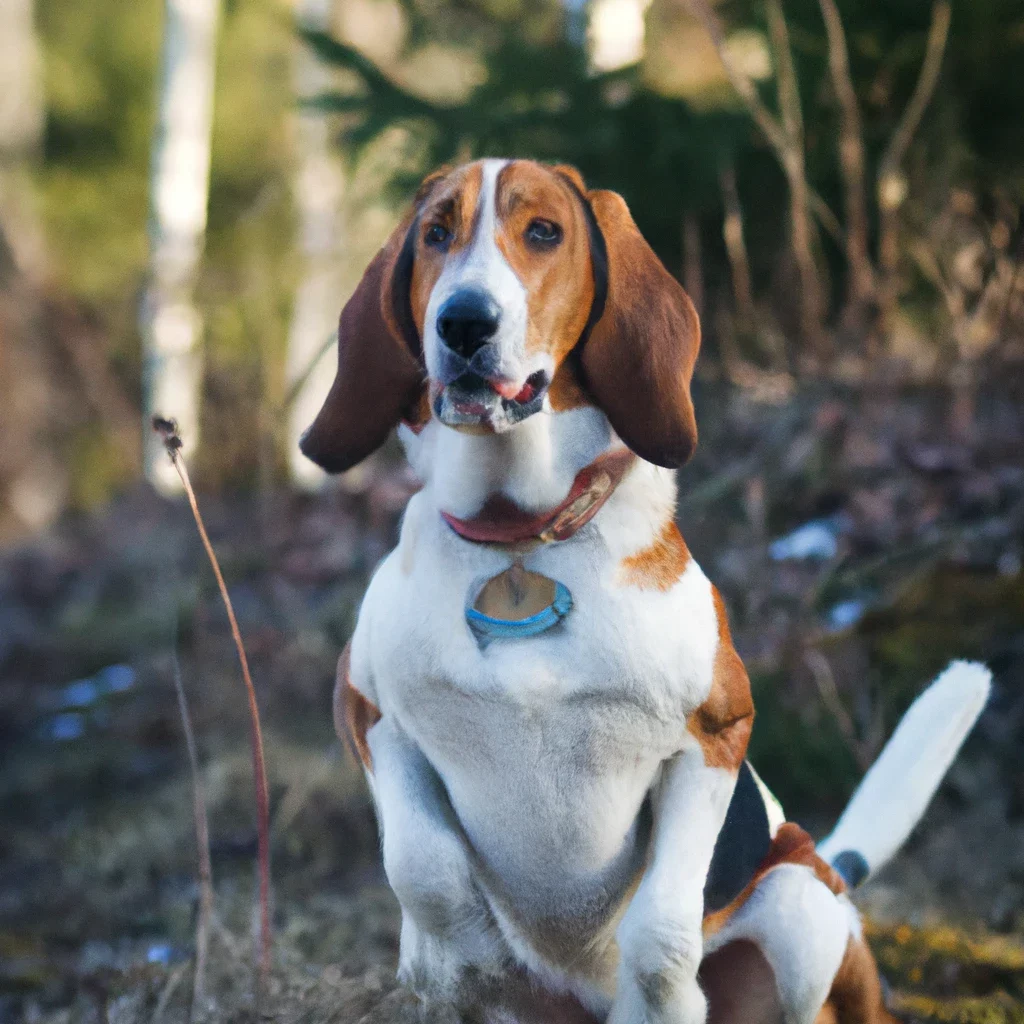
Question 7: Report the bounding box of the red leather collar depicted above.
[442,448,637,545]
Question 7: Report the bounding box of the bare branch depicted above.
[719,161,756,330]
[879,0,952,192]
[878,0,952,319]
[766,0,802,145]
[683,0,790,157]
[818,0,875,311]
[685,0,828,350]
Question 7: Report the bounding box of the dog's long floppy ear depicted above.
[299,214,426,473]
[579,189,701,469]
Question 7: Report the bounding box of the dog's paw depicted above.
[398,918,505,1023]
[607,972,708,1024]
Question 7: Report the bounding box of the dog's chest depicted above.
[363,503,718,889]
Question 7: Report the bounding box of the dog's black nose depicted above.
[437,290,500,359]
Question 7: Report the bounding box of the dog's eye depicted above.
[425,223,451,249]
[525,219,562,246]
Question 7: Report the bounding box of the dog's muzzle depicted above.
[432,289,547,432]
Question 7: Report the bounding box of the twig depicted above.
[719,161,757,334]
[878,1,952,317]
[170,644,214,1019]
[211,911,246,965]
[878,2,952,195]
[817,0,876,318]
[766,0,802,146]
[152,964,187,1024]
[152,416,273,991]
[808,190,845,249]
[766,0,826,351]
[805,648,872,771]
[684,0,789,155]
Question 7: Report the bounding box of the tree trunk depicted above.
[142,0,221,491]
[286,0,347,488]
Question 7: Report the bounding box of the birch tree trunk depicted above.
[286,0,347,488]
[142,0,221,491]
[0,0,63,537]
[0,0,45,276]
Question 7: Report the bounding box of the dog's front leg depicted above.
[610,612,754,1024]
[368,717,507,1020]
[609,746,738,1024]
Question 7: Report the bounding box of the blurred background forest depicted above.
[2,0,1024,1021]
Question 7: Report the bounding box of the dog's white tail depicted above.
[817,660,991,886]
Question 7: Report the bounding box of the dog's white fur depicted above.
[334,166,989,1024]
[356,412,730,1018]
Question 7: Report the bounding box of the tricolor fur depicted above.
[303,159,988,1024]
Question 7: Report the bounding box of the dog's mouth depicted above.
[433,371,549,433]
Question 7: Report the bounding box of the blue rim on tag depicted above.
[466,581,573,640]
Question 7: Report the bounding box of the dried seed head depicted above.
[151,416,183,451]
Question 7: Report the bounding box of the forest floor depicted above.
[2,378,1024,1023]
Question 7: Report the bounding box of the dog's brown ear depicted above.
[299,214,426,473]
[580,189,701,469]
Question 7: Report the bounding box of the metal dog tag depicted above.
[467,563,572,642]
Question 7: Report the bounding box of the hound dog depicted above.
[301,159,990,1024]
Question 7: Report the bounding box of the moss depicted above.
[867,920,1024,1022]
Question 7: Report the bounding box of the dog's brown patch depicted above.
[402,386,432,433]
[686,587,754,771]
[619,521,691,592]
[818,935,898,1024]
[702,939,782,1024]
[408,162,484,337]
[494,161,596,368]
[333,643,381,772]
[547,359,590,411]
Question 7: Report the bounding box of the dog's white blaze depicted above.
[422,159,535,389]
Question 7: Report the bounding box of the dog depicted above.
[300,159,991,1024]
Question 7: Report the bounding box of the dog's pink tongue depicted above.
[492,379,537,403]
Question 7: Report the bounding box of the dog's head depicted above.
[300,159,700,471]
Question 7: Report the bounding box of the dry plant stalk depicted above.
[153,416,273,987]
[171,648,214,1018]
